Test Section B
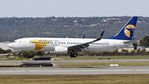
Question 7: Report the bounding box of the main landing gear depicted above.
[69,52,78,58]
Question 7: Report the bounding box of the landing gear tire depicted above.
[70,52,78,58]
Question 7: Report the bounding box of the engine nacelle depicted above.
[55,46,68,54]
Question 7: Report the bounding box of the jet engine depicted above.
[55,46,68,54]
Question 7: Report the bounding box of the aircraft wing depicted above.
[68,31,104,52]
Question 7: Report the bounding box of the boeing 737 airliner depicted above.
[8,16,138,57]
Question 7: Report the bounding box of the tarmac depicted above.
[0,59,149,75]
[0,66,149,75]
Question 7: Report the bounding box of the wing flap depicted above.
[68,31,104,52]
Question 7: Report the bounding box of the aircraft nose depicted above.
[8,43,15,48]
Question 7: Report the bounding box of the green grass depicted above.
[0,75,149,84]
[57,55,149,60]
[55,61,149,67]
[0,58,29,61]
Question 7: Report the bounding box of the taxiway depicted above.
[0,66,149,75]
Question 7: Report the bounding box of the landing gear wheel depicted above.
[70,52,78,58]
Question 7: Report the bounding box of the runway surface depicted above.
[0,59,149,64]
[0,66,149,75]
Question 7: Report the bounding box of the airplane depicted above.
[8,16,138,57]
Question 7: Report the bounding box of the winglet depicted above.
[81,34,85,38]
[97,31,104,40]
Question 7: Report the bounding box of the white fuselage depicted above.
[8,37,131,53]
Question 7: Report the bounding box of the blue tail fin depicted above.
[107,16,138,40]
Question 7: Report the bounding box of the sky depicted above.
[0,0,148,17]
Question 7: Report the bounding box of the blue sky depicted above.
[0,0,148,17]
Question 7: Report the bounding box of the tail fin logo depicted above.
[124,24,135,38]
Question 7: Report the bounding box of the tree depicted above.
[18,51,35,58]
[140,36,149,47]
[36,51,44,56]
[0,48,11,53]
